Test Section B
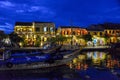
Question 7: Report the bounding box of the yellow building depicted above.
[87,25,105,46]
[57,26,88,45]
[14,22,55,47]
[87,23,120,46]
[103,23,120,43]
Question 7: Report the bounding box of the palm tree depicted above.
[35,36,41,47]
[47,37,57,44]
[56,35,68,45]
[9,32,23,47]
[104,33,110,45]
[82,34,92,42]
[47,35,67,45]
[0,32,8,47]
[0,32,7,41]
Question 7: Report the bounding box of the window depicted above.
[94,32,97,35]
[50,27,53,32]
[28,29,32,32]
[100,32,102,36]
[113,31,115,34]
[35,27,40,32]
[105,31,107,34]
[44,27,47,32]
[109,31,111,34]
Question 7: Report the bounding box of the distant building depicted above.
[14,22,55,47]
[87,23,120,45]
[102,23,120,43]
[57,26,88,45]
[102,23,120,36]
[57,26,88,36]
[87,25,104,36]
[87,25,105,46]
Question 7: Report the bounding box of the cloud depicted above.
[0,25,13,32]
[15,5,55,17]
[0,1,55,18]
[28,6,55,15]
[105,7,120,13]
[5,22,13,27]
[0,1,15,8]
[16,10,25,13]
[0,17,7,20]
[0,22,13,33]
[28,6,40,12]
[88,15,120,19]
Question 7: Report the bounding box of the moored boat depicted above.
[0,49,80,71]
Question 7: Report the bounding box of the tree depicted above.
[56,35,68,44]
[47,37,57,44]
[9,32,23,46]
[35,36,41,47]
[0,32,7,41]
[82,34,92,42]
[47,35,67,45]
[104,33,110,44]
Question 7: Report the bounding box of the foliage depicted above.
[35,36,41,47]
[48,35,68,44]
[0,32,7,41]
[9,32,23,43]
[104,33,110,44]
[104,33,110,40]
[82,34,92,41]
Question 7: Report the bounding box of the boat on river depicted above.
[0,47,80,71]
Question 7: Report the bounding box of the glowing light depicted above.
[93,51,97,59]
[93,39,97,44]
[87,52,92,59]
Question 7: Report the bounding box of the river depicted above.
[0,50,120,80]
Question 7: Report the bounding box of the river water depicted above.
[0,50,120,80]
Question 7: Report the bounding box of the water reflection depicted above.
[0,66,82,80]
[68,51,120,70]
[0,51,120,80]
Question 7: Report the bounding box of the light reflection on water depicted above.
[67,51,120,70]
[0,66,82,80]
[0,51,120,80]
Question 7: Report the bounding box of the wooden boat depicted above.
[41,45,62,53]
[0,49,80,71]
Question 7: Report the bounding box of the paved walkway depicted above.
[84,46,110,49]
[61,45,80,50]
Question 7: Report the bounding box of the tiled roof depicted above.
[34,21,54,23]
[87,25,104,31]
[102,23,120,29]
[59,26,80,28]
[15,22,33,26]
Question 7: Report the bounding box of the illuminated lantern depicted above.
[69,63,73,69]
[84,64,88,70]
[77,62,81,70]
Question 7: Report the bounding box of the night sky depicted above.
[0,0,120,33]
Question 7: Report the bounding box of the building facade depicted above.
[103,23,120,43]
[57,26,87,36]
[87,23,120,46]
[14,22,120,47]
[14,22,55,47]
[87,25,105,46]
[57,26,88,45]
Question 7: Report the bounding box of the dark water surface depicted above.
[0,51,120,80]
